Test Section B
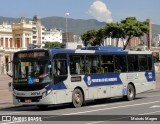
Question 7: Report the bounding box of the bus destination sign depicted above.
[17,52,47,59]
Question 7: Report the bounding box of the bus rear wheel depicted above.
[125,84,135,101]
[72,89,83,108]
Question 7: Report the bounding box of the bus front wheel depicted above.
[124,84,135,101]
[72,89,83,108]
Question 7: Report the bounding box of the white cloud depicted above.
[87,0,113,23]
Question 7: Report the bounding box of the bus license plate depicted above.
[25,99,31,103]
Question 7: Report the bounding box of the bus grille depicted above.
[13,83,49,91]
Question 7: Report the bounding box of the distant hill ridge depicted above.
[0,16,160,35]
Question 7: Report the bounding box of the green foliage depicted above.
[155,52,159,62]
[81,17,149,49]
[81,29,96,46]
[121,17,149,49]
[43,41,63,49]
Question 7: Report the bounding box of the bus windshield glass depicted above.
[14,60,52,84]
[13,50,52,84]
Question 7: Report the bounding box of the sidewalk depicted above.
[0,74,12,90]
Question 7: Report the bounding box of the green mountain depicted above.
[41,16,106,35]
[152,24,160,34]
[0,16,160,35]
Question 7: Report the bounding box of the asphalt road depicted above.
[0,91,160,124]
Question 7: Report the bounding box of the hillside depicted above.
[0,16,160,35]
[41,16,106,35]
[152,24,160,34]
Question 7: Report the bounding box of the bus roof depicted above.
[14,46,152,56]
[50,46,152,55]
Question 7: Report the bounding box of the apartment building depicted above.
[44,28,62,43]
[32,16,45,48]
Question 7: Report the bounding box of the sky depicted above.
[0,0,160,24]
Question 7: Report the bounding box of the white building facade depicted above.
[44,28,62,43]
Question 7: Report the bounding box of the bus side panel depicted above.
[120,72,156,95]
[110,85,123,97]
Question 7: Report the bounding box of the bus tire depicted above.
[125,84,135,101]
[37,105,48,110]
[72,89,83,108]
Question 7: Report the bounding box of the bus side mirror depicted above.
[6,61,13,78]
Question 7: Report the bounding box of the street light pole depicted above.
[65,12,69,48]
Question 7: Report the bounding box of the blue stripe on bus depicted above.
[83,73,122,87]
[52,82,67,90]
[145,71,156,82]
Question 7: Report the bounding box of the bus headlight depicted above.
[42,89,52,98]
[47,89,52,94]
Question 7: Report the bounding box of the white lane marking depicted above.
[0,112,21,115]
[86,111,160,124]
[150,105,160,108]
[147,94,160,97]
[63,101,160,115]
[139,110,160,115]
[90,101,133,108]
[86,121,105,124]
[0,121,22,124]
[91,95,160,108]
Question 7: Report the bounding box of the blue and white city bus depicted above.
[8,46,156,109]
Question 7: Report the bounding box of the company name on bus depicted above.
[91,78,118,83]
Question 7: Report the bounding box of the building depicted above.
[44,28,62,43]
[73,35,84,48]
[0,23,13,49]
[0,23,14,74]
[32,16,45,48]
[152,34,160,47]
[0,16,46,74]
[12,17,33,49]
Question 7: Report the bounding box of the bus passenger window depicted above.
[85,55,100,74]
[101,55,114,73]
[148,55,152,71]
[127,55,139,72]
[69,55,85,75]
[115,55,127,73]
[139,55,147,71]
[53,54,68,84]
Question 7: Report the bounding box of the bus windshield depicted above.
[14,60,52,84]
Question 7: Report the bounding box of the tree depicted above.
[104,22,125,46]
[81,29,96,46]
[81,17,149,49]
[121,17,149,50]
[94,28,105,46]
[43,41,63,49]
